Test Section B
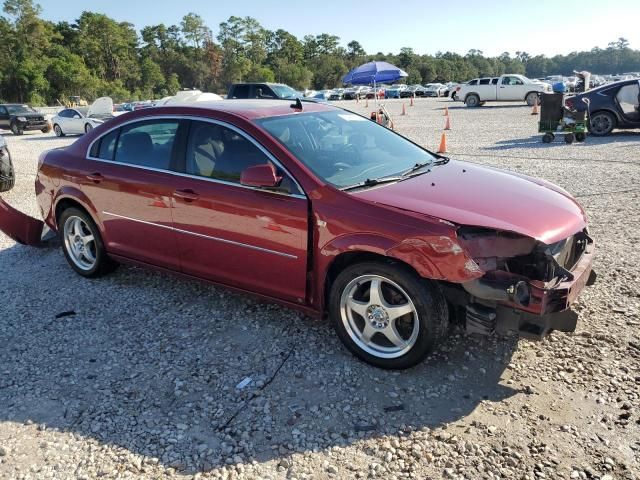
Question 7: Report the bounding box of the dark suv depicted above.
[227,83,299,100]
[0,104,50,135]
[567,79,640,136]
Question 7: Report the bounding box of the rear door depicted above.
[171,119,309,303]
[476,78,497,101]
[83,119,183,269]
[615,82,640,122]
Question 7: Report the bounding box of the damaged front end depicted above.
[443,226,597,339]
[0,138,46,246]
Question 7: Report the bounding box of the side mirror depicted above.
[240,163,282,189]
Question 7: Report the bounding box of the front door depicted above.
[82,119,182,270]
[498,76,528,101]
[171,120,308,304]
[0,106,9,130]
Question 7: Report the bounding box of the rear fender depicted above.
[52,188,102,232]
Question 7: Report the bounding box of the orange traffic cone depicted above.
[401,103,407,116]
[410,95,414,107]
[531,97,539,115]
[444,115,451,130]
[437,132,448,153]
[443,105,449,116]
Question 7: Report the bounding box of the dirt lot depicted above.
[1,98,639,480]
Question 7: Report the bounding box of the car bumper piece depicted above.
[0,196,45,246]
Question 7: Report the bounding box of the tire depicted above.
[85,123,93,134]
[542,133,554,143]
[329,261,449,369]
[0,150,15,192]
[575,132,586,142]
[564,133,575,144]
[58,207,117,278]
[525,92,540,106]
[588,111,616,136]
[465,94,480,107]
[10,122,23,135]
[54,124,64,137]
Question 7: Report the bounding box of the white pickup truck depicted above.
[454,74,551,107]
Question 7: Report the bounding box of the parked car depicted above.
[329,89,345,101]
[227,82,299,100]
[385,85,407,99]
[0,134,14,192]
[343,86,368,100]
[442,83,459,98]
[0,100,596,369]
[366,87,385,99]
[0,104,50,135]
[424,83,446,97]
[455,75,552,107]
[567,79,640,136]
[400,85,426,98]
[51,97,117,136]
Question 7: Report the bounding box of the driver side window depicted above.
[185,121,301,194]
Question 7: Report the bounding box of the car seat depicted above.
[118,132,155,167]
[188,124,224,177]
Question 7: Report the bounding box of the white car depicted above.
[52,97,117,136]
[424,83,446,97]
[454,74,551,107]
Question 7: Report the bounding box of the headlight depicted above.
[17,116,27,122]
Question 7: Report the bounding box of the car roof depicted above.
[155,99,335,120]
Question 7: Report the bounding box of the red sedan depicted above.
[0,100,596,369]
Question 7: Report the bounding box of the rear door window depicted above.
[616,83,640,116]
[90,129,119,160]
[479,78,491,85]
[231,85,250,99]
[114,120,179,170]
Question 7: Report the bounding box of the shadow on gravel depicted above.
[485,131,640,151]
[0,242,519,474]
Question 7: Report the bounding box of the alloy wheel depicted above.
[63,216,97,271]
[339,275,419,359]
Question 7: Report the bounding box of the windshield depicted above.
[257,110,437,189]
[272,85,298,99]
[7,105,36,114]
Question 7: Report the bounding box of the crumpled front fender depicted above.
[0,196,45,246]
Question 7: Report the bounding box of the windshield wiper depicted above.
[400,155,450,178]
[340,176,403,191]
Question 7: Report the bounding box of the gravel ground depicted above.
[1,98,639,480]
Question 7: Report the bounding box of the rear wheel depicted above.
[54,124,64,137]
[329,261,449,369]
[575,132,586,142]
[465,94,480,107]
[59,207,117,278]
[564,133,575,144]
[542,132,554,143]
[588,111,616,136]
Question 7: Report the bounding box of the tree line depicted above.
[0,0,638,105]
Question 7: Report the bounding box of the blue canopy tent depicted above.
[342,61,408,104]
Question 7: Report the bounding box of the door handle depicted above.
[174,189,200,202]
[86,173,103,183]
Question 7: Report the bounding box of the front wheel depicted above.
[10,122,23,135]
[329,261,449,369]
[525,92,540,106]
[54,124,64,137]
[84,123,93,134]
[59,207,117,278]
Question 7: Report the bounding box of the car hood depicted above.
[87,96,115,117]
[352,160,586,244]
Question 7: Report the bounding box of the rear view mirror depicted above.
[240,163,282,189]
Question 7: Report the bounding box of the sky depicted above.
[34,0,640,57]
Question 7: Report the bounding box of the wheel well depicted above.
[589,109,619,125]
[55,198,89,226]
[324,251,420,310]
[525,91,540,100]
[465,92,479,101]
